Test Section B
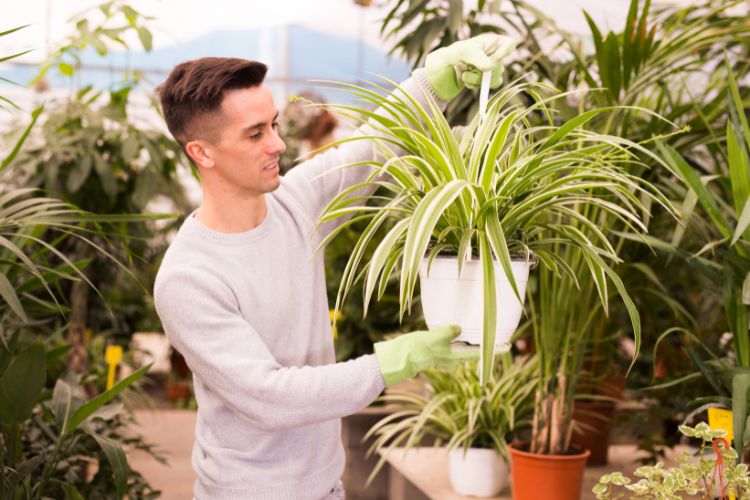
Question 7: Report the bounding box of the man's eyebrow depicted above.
[242,111,280,134]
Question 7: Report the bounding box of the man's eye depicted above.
[272,122,279,130]
[249,132,262,141]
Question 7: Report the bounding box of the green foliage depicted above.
[594,423,750,499]
[0,13,166,500]
[317,76,670,387]
[326,223,425,361]
[34,1,155,83]
[380,0,567,124]
[364,354,536,484]
[0,340,159,499]
[632,60,750,460]
[7,1,190,339]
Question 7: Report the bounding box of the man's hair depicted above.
[156,57,268,147]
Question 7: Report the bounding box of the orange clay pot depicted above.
[509,442,590,500]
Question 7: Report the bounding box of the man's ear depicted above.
[185,140,215,169]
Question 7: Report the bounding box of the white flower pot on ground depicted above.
[448,447,509,497]
[419,256,530,352]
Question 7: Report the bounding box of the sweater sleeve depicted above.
[154,269,385,432]
[281,69,444,232]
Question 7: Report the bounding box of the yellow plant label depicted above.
[105,345,123,390]
[707,407,733,443]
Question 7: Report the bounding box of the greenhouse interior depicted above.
[2,0,750,499]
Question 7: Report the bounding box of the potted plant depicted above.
[365,355,536,497]
[594,423,750,499]
[317,76,669,385]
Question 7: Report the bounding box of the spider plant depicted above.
[317,76,675,384]
[364,354,537,484]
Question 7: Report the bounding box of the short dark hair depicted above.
[156,57,268,146]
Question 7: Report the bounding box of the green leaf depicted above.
[727,58,750,148]
[121,4,139,24]
[728,120,750,220]
[400,180,469,308]
[58,62,75,76]
[90,432,129,496]
[89,36,108,55]
[65,363,150,434]
[0,271,26,322]
[733,373,750,458]
[656,142,730,239]
[137,27,153,51]
[65,156,93,193]
[621,0,638,90]
[479,234,497,385]
[0,25,30,38]
[1,106,43,172]
[0,341,45,425]
[61,483,85,500]
[603,32,621,101]
[0,49,33,64]
[132,167,158,209]
[537,108,606,153]
[583,11,605,88]
[93,153,118,199]
[732,195,750,247]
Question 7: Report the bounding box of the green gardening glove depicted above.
[374,325,478,387]
[424,33,517,101]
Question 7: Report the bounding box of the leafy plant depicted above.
[0,18,162,500]
[0,341,157,499]
[624,60,750,461]
[7,1,190,371]
[365,354,536,482]
[594,423,750,499]
[317,76,673,387]
[378,0,566,124]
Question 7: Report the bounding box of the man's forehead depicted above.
[221,85,276,119]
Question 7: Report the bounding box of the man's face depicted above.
[202,84,286,196]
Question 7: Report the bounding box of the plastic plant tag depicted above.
[708,407,734,443]
[105,345,123,390]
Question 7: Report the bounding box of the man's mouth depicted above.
[264,161,279,171]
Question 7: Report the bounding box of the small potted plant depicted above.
[365,355,536,497]
[594,423,750,499]
[317,76,668,385]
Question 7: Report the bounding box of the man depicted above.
[154,34,514,500]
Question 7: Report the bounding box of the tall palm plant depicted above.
[626,61,750,460]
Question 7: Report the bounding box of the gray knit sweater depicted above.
[154,70,440,500]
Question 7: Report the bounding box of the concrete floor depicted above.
[128,409,197,500]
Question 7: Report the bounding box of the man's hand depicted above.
[374,325,478,386]
[424,33,516,101]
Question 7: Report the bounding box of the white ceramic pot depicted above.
[448,447,509,497]
[418,256,530,351]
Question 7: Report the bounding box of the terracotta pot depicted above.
[508,442,590,500]
[165,380,190,403]
[571,399,616,466]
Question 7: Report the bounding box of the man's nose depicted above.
[268,131,286,155]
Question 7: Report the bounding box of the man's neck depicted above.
[196,191,268,233]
